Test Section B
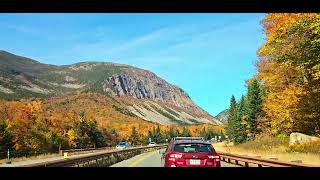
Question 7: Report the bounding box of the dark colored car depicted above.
[160,137,220,167]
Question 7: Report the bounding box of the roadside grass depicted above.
[0,153,60,165]
[0,148,112,165]
[213,136,320,166]
[236,135,289,153]
[288,141,320,154]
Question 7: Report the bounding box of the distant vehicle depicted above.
[116,141,130,149]
[148,142,156,146]
[159,137,220,167]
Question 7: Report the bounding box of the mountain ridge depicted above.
[0,50,222,125]
[215,109,229,124]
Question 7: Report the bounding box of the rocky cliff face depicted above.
[100,67,214,118]
[102,69,194,110]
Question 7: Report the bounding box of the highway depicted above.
[111,149,239,167]
[0,148,238,167]
[0,145,314,167]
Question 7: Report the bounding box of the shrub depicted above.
[288,141,320,154]
[236,135,289,151]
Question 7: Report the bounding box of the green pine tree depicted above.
[220,130,226,141]
[227,95,237,142]
[129,126,139,145]
[233,95,247,144]
[146,130,153,143]
[0,120,13,157]
[166,127,177,141]
[246,79,263,140]
[154,125,163,143]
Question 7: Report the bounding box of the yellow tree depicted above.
[256,13,320,135]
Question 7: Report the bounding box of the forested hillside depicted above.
[0,93,224,158]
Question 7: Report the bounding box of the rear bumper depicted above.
[165,163,220,167]
[165,165,220,167]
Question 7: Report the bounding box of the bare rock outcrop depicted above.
[101,68,209,117]
[289,132,320,145]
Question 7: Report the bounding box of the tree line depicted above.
[129,124,223,145]
[227,13,320,144]
[0,98,224,159]
[226,79,264,144]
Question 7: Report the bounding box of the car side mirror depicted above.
[159,149,165,155]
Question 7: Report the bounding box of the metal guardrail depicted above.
[21,144,167,167]
[59,144,156,155]
[60,147,116,155]
[217,152,318,167]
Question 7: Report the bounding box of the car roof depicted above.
[173,140,211,145]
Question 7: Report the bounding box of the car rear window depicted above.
[173,143,214,153]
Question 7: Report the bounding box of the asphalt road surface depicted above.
[111,149,239,167]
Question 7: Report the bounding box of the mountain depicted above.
[0,50,222,126]
[215,109,229,124]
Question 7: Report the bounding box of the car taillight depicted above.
[169,154,183,158]
[208,155,220,161]
[167,153,183,165]
[208,155,220,159]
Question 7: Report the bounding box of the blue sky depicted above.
[0,13,265,116]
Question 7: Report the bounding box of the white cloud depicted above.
[57,15,263,68]
[3,23,37,34]
[105,26,178,54]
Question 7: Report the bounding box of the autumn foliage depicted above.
[256,13,320,136]
[225,13,320,145]
[0,93,224,158]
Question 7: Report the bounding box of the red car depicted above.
[160,137,220,167]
